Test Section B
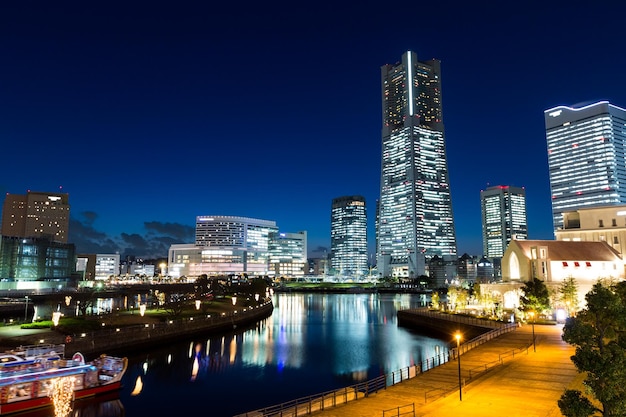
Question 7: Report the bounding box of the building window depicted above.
[599,220,604,227]
[614,236,619,244]
[562,261,568,267]
[612,219,617,226]
[585,261,591,267]
[574,262,580,267]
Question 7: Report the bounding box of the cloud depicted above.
[144,221,195,241]
[69,213,195,260]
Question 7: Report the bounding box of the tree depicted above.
[430,292,440,310]
[559,281,626,416]
[446,286,468,312]
[560,276,579,316]
[519,278,551,315]
[162,294,186,319]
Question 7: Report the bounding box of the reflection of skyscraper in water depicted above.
[377,51,457,279]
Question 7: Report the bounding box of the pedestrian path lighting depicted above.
[195,300,201,310]
[529,311,536,352]
[455,332,462,401]
[52,311,62,327]
[139,304,146,317]
[232,296,237,306]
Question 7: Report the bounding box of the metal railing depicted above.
[382,403,415,417]
[235,320,517,417]
[63,300,274,355]
[400,308,513,329]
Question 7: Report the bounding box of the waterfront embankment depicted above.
[397,308,510,340]
[236,309,578,417]
[310,319,578,417]
[0,300,274,358]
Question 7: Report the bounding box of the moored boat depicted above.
[0,344,127,414]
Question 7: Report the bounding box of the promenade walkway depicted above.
[310,323,579,417]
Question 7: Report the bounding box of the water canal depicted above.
[33,292,451,417]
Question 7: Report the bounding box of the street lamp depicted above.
[455,332,462,401]
[529,311,536,352]
[24,296,29,322]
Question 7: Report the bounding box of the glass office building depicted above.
[545,101,626,231]
[480,185,527,258]
[268,231,307,278]
[377,51,457,279]
[330,196,367,277]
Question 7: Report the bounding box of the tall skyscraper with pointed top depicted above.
[376,51,457,279]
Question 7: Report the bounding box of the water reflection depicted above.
[115,293,448,416]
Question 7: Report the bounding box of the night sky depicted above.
[2,2,626,260]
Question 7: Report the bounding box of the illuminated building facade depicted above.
[330,196,367,276]
[480,185,527,258]
[0,191,75,284]
[168,216,278,278]
[556,204,626,261]
[1,191,70,243]
[268,231,307,278]
[0,236,75,281]
[377,51,457,279]
[545,101,626,232]
[95,254,120,280]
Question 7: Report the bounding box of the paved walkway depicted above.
[311,323,579,417]
[0,325,62,349]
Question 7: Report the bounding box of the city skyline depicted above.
[3,2,626,260]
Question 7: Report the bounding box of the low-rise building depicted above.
[487,239,625,311]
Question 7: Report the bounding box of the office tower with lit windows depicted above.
[330,196,368,277]
[0,191,74,282]
[480,185,527,258]
[545,101,626,231]
[1,191,70,243]
[269,231,307,278]
[377,51,457,279]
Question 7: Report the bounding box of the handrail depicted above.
[234,322,518,417]
[63,300,274,356]
[382,402,415,417]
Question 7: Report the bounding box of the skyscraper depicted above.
[330,196,368,277]
[377,51,457,279]
[545,101,626,231]
[1,191,70,243]
[480,185,527,258]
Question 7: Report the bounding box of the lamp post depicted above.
[529,311,536,352]
[455,332,462,401]
[24,295,29,322]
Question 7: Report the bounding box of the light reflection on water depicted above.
[114,292,445,417]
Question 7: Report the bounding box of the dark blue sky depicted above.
[2,1,626,260]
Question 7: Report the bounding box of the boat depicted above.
[0,343,127,414]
